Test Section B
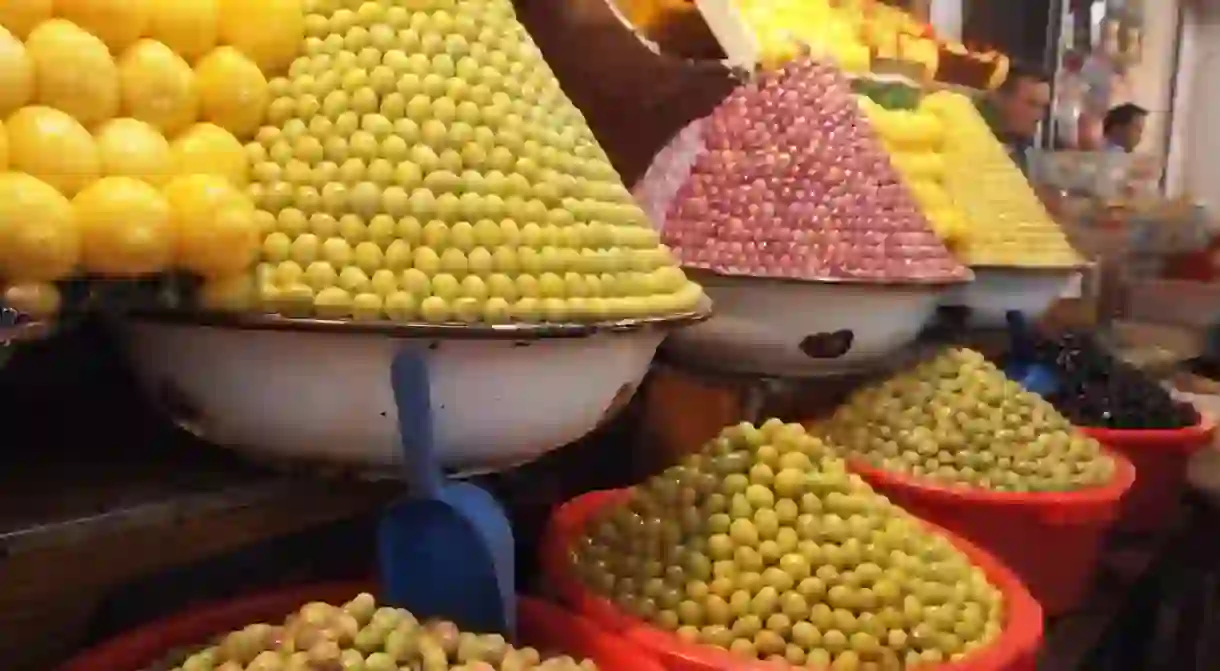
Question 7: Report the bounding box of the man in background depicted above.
[1102,103,1148,153]
[977,62,1052,174]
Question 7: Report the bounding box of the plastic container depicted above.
[542,490,1044,671]
[848,452,1136,616]
[1081,414,1215,532]
[58,582,665,671]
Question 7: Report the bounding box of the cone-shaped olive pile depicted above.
[824,348,1115,492]
[917,92,1082,269]
[856,95,968,251]
[173,593,597,671]
[246,0,704,324]
[574,420,1005,668]
[634,57,971,285]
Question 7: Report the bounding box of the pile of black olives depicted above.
[1034,331,1198,430]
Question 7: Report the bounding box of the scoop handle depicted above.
[390,350,443,498]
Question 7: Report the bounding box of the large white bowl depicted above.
[661,274,946,376]
[941,266,1081,327]
[121,314,702,475]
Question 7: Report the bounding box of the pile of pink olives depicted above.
[656,57,969,285]
[574,420,1006,670]
[172,594,598,671]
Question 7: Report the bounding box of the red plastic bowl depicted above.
[1080,413,1215,532]
[58,582,666,671]
[542,490,1044,671]
[848,450,1135,616]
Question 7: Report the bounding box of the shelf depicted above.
[0,428,397,671]
[0,430,396,556]
[0,322,396,593]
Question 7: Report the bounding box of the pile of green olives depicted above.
[824,348,1115,493]
[171,594,597,671]
[574,420,1005,670]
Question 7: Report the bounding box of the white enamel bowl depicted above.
[661,273,949,377]
[121,312,706,475]
[941,266,1081,327]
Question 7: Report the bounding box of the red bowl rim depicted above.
[845,448,1136,513]
[1078,411,1217,449]
[57,582,666,671]
[542,489,1045,671]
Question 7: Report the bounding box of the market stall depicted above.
[2,0,1219,670]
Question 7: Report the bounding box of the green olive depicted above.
[246,651,284,671]
[182,650,216,671]
[364,652,396,671]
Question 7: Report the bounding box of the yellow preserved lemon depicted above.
[146,0,218,64]
[0,120,8,171]
[73,176,174,276]
[758,41,800,71]
[837,42,872,75]
[204,205,260,275]
[895,154,942,182]
[94,118,173,185]
[25,19,120,127]
[164,174,258,277]
[55,0,152,53]
[911,112,947,148]
[0,172,81,282]
[0,26,33,116]
[216,0,303,74]
[930,208,969,248]
[2,281,62,319]
[908,179,952,210]
[199,272,256,311]
[7,106,100,196]
[170,123,247,186]
[117,39,198,136]
[0,0,52,39]
[193,46,268,137]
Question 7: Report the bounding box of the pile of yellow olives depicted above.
[173,593,598,671]
[825,348,1115,492]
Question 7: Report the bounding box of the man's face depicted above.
[997,77,1051,141]
[1120,115,1146,151]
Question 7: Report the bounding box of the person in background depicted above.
[976,62,1052,174]
[1102,103,1148,153]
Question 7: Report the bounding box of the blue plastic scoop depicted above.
[377,349,516,635]
[1002,310,1061,397]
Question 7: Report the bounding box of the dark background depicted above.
[963,0,1057,67]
